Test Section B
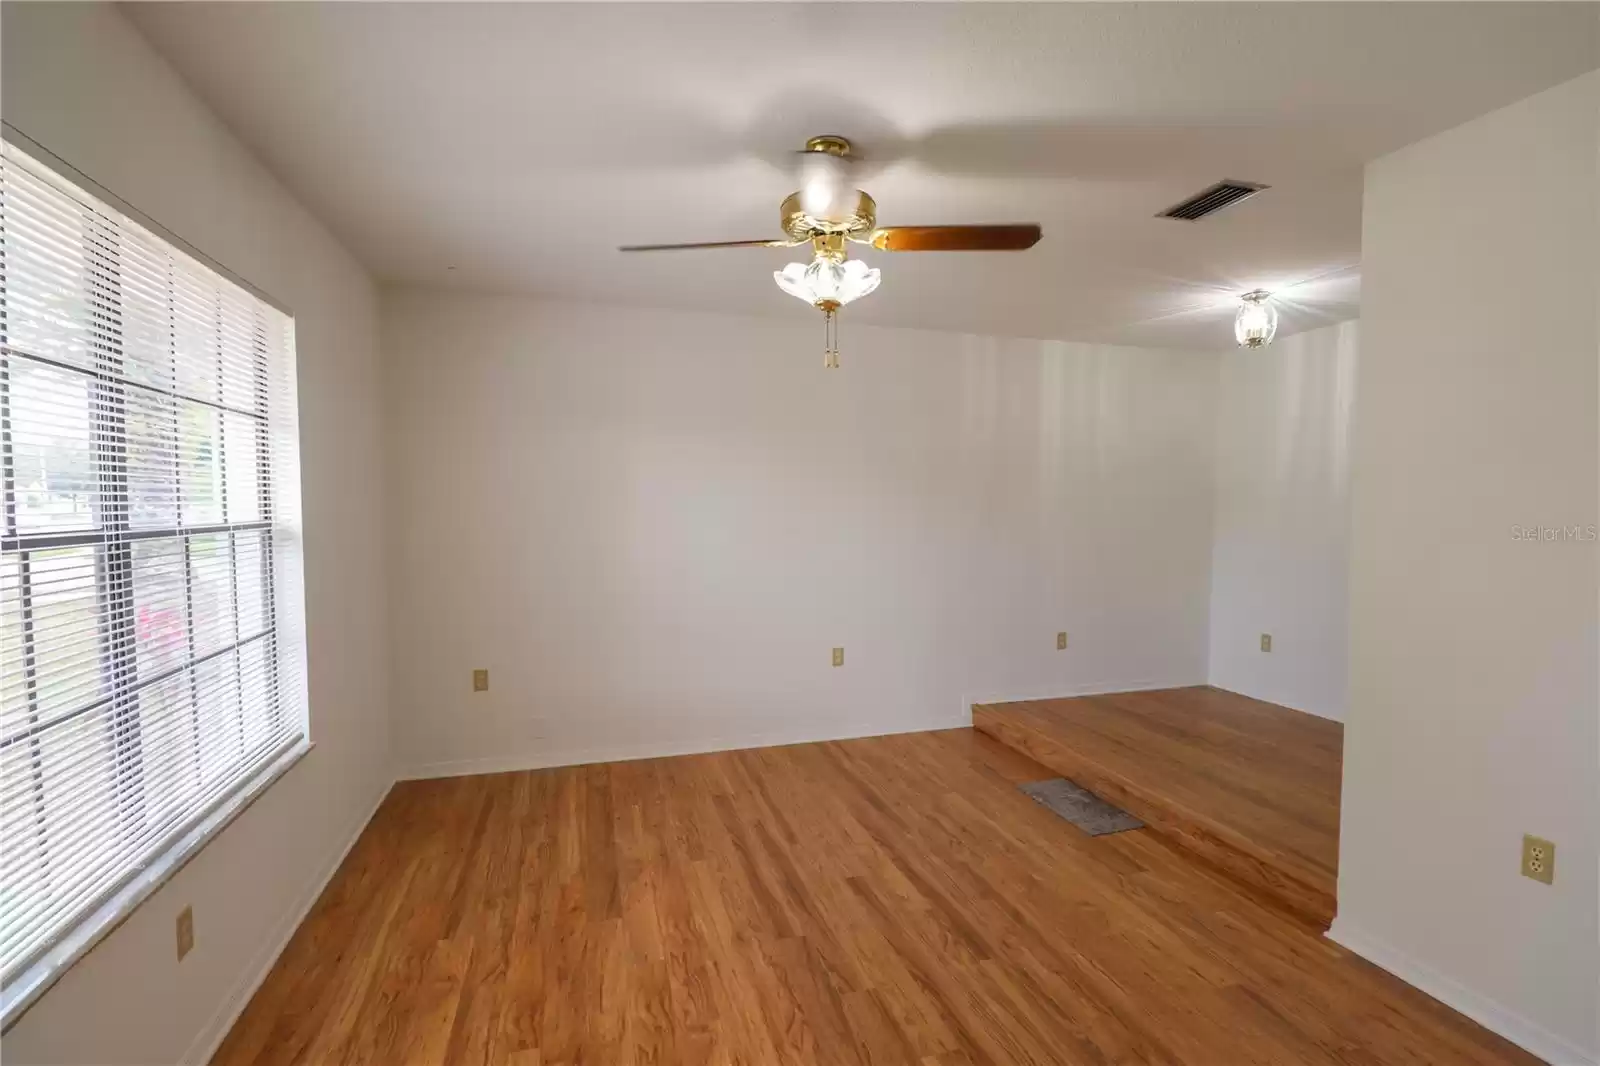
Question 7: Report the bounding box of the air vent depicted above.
[1158,180,1268,221]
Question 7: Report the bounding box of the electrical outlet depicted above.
[1056,632,1068,651]
[176,905,195,961]
[472,669,489,692]
[1259,633,1272,653]
[1521,834,1556,884]
[831,647,844,668]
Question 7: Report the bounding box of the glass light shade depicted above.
[774,257,881,308]
[1234,290,1279,348]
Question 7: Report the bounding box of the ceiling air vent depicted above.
[1158,180,1268,221]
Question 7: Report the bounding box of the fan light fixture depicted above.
[618,135,1042,368]
[774,242,881,369]
[774,255,881,308]
[1234,289,1279,348]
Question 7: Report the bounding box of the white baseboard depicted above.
[181,774,396,1066]
[1204,681,1345,723]
[963,676,1208,713]
[401,678,1209,782]
[400,715,972,781]
[1327,918,1596,1066]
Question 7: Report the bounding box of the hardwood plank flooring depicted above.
[211,728,1534,1066]
[975,687,1341,928]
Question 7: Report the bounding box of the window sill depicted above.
[0,737,314,1032]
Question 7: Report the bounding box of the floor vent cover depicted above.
[1020,778,1144,836]
[1158,180,1268,221]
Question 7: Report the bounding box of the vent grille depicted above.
[1158,180,1268,221]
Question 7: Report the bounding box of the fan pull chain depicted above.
[823,307,840,369]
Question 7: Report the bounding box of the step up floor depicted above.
[974,685,1342,928]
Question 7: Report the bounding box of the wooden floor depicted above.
[975,687,1341,928]
[212,728,1535,1066]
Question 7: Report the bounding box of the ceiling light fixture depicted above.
[619,135,1042,369]
[774,236,880,369]
[1234,289,1279,348]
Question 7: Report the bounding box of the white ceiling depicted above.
[126,2,1598,348]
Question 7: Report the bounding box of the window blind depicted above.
[0,142,306,989]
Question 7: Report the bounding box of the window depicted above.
[0,143,306,1001]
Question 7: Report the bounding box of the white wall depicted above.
[1,5,392,1064]
[382,290,1218,777]
[1208,321,1357,721]
[1335,70,1599,1064]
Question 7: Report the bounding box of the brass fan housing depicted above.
[780,189,877,242]
[804,135,853,157]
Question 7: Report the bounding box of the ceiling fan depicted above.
[618,135,1043,366]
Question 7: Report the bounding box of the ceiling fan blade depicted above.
[618,238,800,252]
[867,224,1042,252]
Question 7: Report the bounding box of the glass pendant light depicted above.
[774,254,881,367]
[774,257,881,307]
[1234,289,1278,348]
